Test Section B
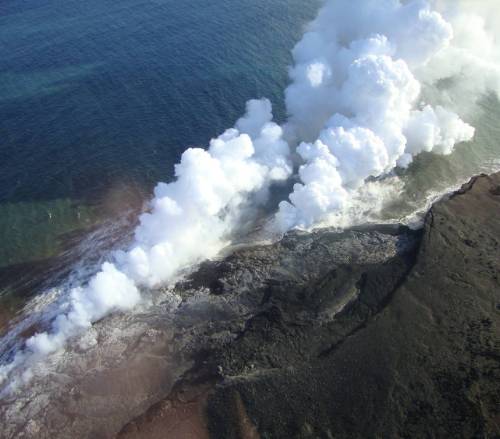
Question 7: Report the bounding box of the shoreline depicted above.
[0,172,499,438]
[119,172,500,439]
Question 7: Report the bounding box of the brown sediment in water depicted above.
[0,305,15,335]
[0,258,60,336]
[0,202,140,338]
[0,178,146,325]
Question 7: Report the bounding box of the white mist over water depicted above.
[1,0,500,392]
[0,99,292,391]
[275,0,483,230]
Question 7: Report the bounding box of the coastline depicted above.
[122,172,499,438]
[1,172,499,438]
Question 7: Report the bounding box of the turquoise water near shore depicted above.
[1,0,500,305]
[386,93,500,222]
[0,0,320,278]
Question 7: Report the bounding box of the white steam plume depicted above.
[423,0,500,113]
[2,0,499,392]
[0,99,291,391]
[276,0,492,230]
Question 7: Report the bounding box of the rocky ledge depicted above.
[119,173,500,439]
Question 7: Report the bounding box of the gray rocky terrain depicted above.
[117,172,500,439]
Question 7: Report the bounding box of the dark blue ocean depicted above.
[0,0,320,295]
[2,0,500,313]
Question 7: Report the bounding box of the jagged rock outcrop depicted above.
[119,173,500,439]
[205,173,500,439]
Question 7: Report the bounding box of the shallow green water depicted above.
[1,0,499,301]
[0,0,320,275]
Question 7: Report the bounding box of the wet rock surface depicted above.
[123,173,500,439]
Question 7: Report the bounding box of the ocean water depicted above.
[1,0,500,310]
[0,0,320,302]
[0,0,499,433]
[384,93,500,223]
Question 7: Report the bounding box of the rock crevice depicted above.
[120,173,500,439]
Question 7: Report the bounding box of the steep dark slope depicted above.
[206,173,500,439]
[118,173,499,439]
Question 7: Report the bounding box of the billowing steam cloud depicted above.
[1,0,499,391]
[276,0,478,230]
[0,100,291,390]
[423,0,500,113]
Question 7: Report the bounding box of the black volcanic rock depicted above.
[118,173,500,439]
[203,173,500,439]
[119,220,421,439]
